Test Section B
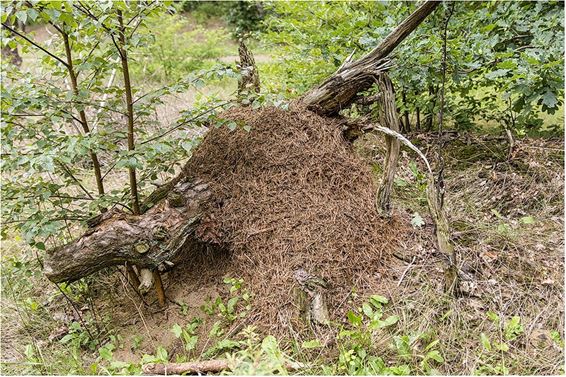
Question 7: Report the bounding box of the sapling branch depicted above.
[1,22,69,67]
[116,9,141,216]
[61,31,105,197]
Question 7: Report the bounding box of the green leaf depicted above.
[155,346,168,362]
[411,212,425,228]
[171,324,182,338]
[369,295,389,306]
[362,302,373,317]
[496,60,517,70]
[519,216,535,225]
[27,8,39,22]
[426,350,444,363]
[347,310,362,326]
[485,69,510,80]
[98,346,113,361]
[15,10,27,24]
[480,333,492,351]
[504,316,524,340]
[487,311,499,323]
[184,335,198,351]
[495,342,509,352]
[379,315,399,328]
[541,91,558,109]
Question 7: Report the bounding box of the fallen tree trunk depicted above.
[302,0,440,115]
[44,176,210,283]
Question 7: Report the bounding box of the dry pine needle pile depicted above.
[183,105,405,332]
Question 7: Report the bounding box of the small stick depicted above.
[397,256,417,287]
[153,271,166,306]
[126,263,141,289]
[142,360,307,375]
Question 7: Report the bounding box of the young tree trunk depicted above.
[425,85,438,131]
[402,89,411,132]
[62,32,105,196]
[301,1,440,116]
[416,106,421,130]
[117,10,141,215]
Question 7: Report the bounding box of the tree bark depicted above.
[117,9,141,215]
[402,89,411,132]
[43,175,210,283]
[302,1,439,115]
[375,74,401,217]
[62,32,105,197]
[237,39,260,98]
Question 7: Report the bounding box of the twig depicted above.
[140,102,229,145]
[1,22,68,67]
[397,256,417,287]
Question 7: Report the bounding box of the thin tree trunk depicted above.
[62,32,105,196]
[416,106,421,130]
[425,85,438,131]
[117,10,141,215]
[117,10,163,303]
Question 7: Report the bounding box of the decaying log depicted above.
[237,39,261,97]
[302,0,439,115]
[142,360,307,375]
[375,74,401,217]
[43,176,210,283]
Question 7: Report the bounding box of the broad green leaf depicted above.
[15,10,27,24]
[426,350,444,363]
[541,91,558,109]
[519,216,535,225]
[171,323,182,338]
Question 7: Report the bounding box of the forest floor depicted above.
[1,128,564,375]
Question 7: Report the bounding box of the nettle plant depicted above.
[1,1,234,250]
